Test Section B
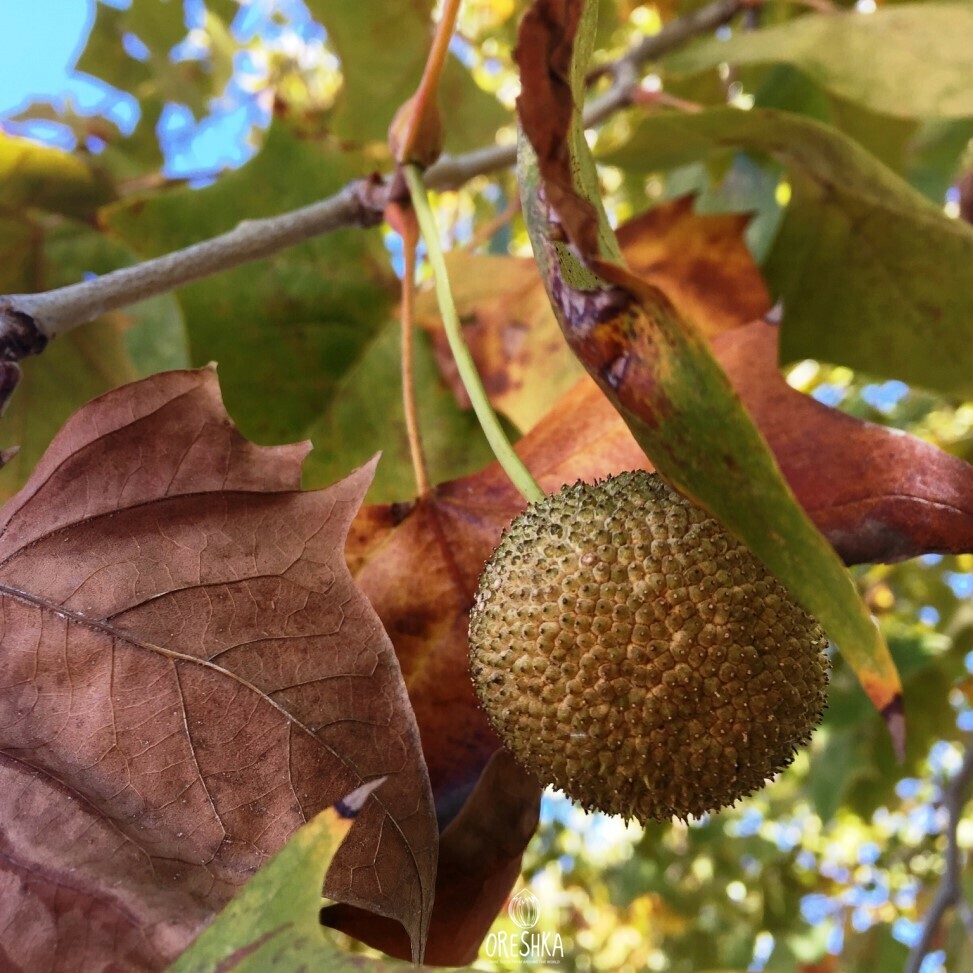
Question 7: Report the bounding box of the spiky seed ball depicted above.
[468,471,829,822]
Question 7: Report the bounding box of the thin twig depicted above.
[461,196,522,251]
[404,164,543,505]
[0,0,748,364]
[905,742,973,973]
[397,214,430,496]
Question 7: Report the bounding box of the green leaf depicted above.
[77,0,215,118]
[0,133,114,218]
[103,122,396,446]
[748,63,920,176]
[665,2,973,119]
[518,1,901,726]
[0,323,138,500]
[312,2,507,152]
[75,4,154,96]
[604,106,973,398]
[74,0,242,176]
[169,796,418,972]
[810,627,964,819]
[907,117,973,202]
[0,219,179,501]
[302,321,499,502]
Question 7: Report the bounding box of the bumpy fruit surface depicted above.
[468,471,829,822]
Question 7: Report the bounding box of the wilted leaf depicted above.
[665,3,973,120]
[516,0,901,734]
[0,369,436,970]
[605,106,973,398]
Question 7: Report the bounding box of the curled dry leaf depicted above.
[0,368,436,970]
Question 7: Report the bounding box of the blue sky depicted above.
[0,1,113,118]
[0,0,329,179]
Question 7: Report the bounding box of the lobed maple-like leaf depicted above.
[0,368,436,970]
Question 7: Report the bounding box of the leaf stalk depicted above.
[403,164,544,504]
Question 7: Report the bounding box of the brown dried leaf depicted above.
[415,251,584,433]
[617,197,771,338]
[715,320,973,564]
[0,368,436,970]
[416,199,767,434]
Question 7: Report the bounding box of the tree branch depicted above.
[0,0,747,374]
[906,741,973,973]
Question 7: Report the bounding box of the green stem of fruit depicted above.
[403,164,544,505]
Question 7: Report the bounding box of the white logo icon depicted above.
[508,887,541,929]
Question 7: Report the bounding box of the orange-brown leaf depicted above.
[617,196,771,337]
[716,320,973,564]
[415,251,584,432]
[417,199,767,433]
[0,368,436,969]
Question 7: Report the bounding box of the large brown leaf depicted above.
[0,368,436,970]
